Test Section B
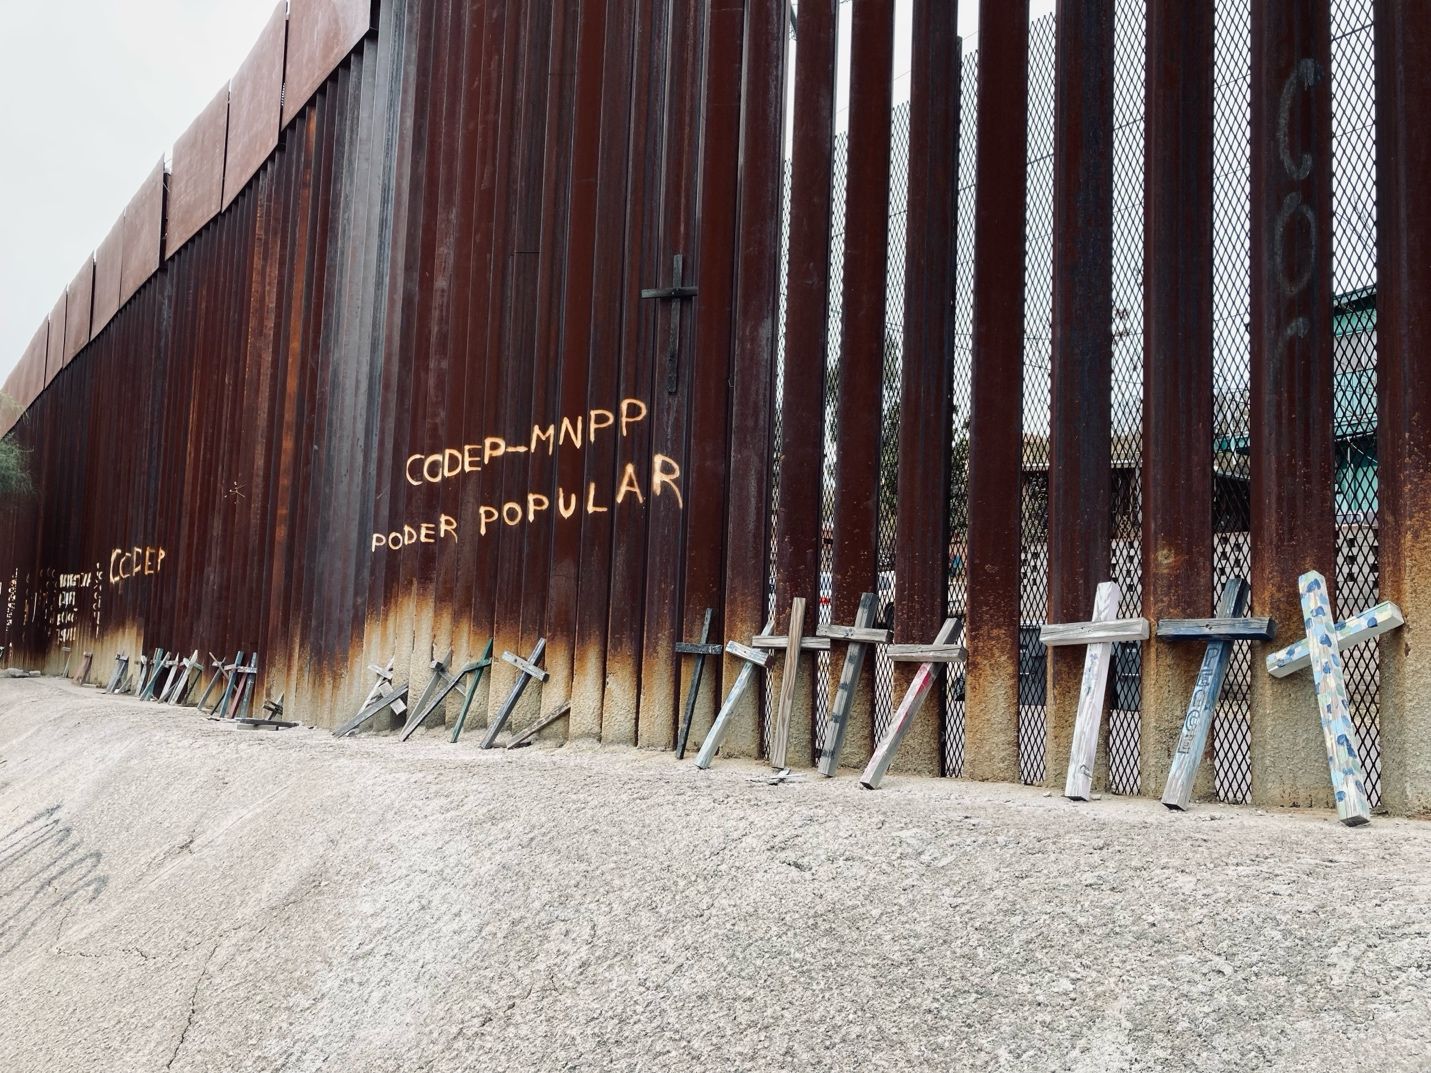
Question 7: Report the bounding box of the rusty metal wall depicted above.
[2,0,1428,813]
[167,85,230,258]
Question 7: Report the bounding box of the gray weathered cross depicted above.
[674,607,723,759]
[860,618,965,789]
[1040,580,1150,801]
[400,646,456,741]
[193,652,223,710]
[105,652,130,694]
[236,689,298,731]
[334,655,410,738]
[1265,572,1405,827]
[129,652,150,696]
[1156,577,1275,810]
[640,252,698,394]
[694,613,777,770]
[816,592,891,776]
[335,685,410,737]
[162,650,203,705]
[204,652,243,718]
[139,649,175,701]
[506,701,573,750]
[752,597,830,769]
[230,653,259,719]
[448,639,496,743]
[481,639,549,749]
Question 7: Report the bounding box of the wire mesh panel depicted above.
[870,102,913,743]
[810,84,852,749]
[945,41,978,777]
[1328,0,1380,805]
[1210,0,1255,804]
[1017,13,1058,786]
[1104,0,1147,796]
[766,148,795,758]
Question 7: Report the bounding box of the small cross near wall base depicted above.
[1040,581,1150,801]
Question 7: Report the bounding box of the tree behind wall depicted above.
[0,395,32,498]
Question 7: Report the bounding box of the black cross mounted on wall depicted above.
[641,253,697,394]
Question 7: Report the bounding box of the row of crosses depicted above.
[689,570,1402,828]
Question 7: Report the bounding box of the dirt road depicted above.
[1,677,1429,1072]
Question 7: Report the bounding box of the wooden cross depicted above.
[693,627,774,771]
[105,652,129,694]
[75,651,93,686]
[1265,596,1405,678]
[640,252,698,394]
[403,645,496,742]
[816,592,891,776]
[195,652,229,712]
[61,646,72,678]
[753,597,829,769]
[506,701,573,750]
[212,653,257,719]
[1040,580,1150,801]
[448,639,495,743]
[204,652,244,718]
[159,649,191,703]
[163,650,203,705]
[236,690,298,731]
[129,653,149,696]
[359,654,401,708]
[139,649,174,701]
[674,607,722,759]
[1265,572,1403,827]
[334,682,410,738]
[481,639,549,749]
[231,653,259,719]
[1157,577,1275,810]
[400,646,456,741]
[333,654,411,737]
[859,618,965,789]
[235,715,298,731]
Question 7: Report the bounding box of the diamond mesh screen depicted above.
[1015,12,1057,786]
[1329,0,1380,805]
[1210,0,1255,804]
[1105,0,1148,796]
[945,42,979,777]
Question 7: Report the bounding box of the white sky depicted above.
[0,0,1057,389]
[0,0,277,387]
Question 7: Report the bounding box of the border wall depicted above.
[2,0,1430,816]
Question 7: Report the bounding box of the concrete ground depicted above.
[1,677,1429,1073]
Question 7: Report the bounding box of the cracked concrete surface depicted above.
[2,677,1431,1072]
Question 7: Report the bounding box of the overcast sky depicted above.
[0,0,277,386]
[0,0,1055,389]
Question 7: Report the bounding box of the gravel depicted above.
[2,676,1430,1072]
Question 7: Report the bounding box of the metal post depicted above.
[677,0,748,758]
[830,0,895,771]
[1374,0,1431,816]
[1139,0,1215,800]
[1045,0,1116,791]
[892,0,960,777]
[1247,0,1337,809]
[964,0,1031,783]
[773,0,838,767]
[720,0,787,759]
